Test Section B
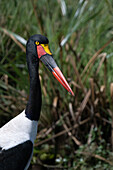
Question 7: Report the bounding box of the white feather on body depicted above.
[0,110,38,150]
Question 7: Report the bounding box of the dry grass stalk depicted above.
[65,115,72,127]
[77,151,113,166]
[110,83,113,151]
[53,96,58,108]
[38,112,69,139]
[81,37,113,81]
[90,78,95,104]
[1,28,26,52]
[71,81,81,89]
[63,121,81,146]
[42,86,47,97]
[35,117,90,146]
[76,89,91,119]
[96,53,106,75]
[36,128,48,139]
[87,124,94,145]
[95,113,111,125]
[69,103,76,122]
[84,53,106,83]
[80,89,91,111]
[104,57,107,96]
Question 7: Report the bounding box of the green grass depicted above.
[0,0,113,169]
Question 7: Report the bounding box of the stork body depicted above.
[0,34,74,170]
[0,111,37,170]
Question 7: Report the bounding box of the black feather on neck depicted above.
[25,51,42,121]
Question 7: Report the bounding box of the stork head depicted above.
[26,34,74,96]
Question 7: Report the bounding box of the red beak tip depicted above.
[52,67,75,96]
[70,91,74,96]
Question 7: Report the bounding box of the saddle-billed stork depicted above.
[0,34,74,170]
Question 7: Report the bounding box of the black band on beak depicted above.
[40,54,74,96]
[40,54,57,72]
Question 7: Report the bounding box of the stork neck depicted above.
[25,55,42,121]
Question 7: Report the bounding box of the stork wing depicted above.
[0,140,33,170]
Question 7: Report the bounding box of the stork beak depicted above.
[37,45,74,96]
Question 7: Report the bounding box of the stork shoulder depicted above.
[0,110,38,150]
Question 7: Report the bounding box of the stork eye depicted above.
[35,41,39,45]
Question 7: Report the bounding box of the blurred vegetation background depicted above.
[0,0,113,169]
